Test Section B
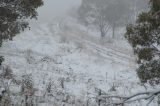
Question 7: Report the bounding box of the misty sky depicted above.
[36,0,81,23]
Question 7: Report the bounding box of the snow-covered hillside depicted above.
[0,17,157,106]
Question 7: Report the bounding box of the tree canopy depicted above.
[125,0,160,85]
[0,0,43,65]
[0,0,43,46]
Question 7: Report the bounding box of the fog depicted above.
[35,0,81,23]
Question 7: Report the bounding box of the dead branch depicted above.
[97,89,160,105]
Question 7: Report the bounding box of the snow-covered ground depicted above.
[0,17,158,106]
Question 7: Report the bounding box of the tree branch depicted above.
[97,89,160,105]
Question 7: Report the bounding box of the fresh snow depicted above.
[0,17,158,106]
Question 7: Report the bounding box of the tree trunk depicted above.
[0,36,2,47]
[112,23,115,39]
[100,25,105,38]
[100,30,105,38]
[98,90,102,106]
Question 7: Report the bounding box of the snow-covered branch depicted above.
[97,89,160,105]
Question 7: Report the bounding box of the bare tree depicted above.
[78,0,147,39]
[78,0,111,38]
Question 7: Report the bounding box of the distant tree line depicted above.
[78,0,147,38]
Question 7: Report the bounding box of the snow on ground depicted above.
[0,17,158,106]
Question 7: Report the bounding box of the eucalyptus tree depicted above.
[125,0,160,85]
[0,0,43,64]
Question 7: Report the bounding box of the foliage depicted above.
[0,0,43,65]
[0,0,43,46]
[125,0,160,85]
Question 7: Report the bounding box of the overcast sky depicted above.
[34,0,81,23]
